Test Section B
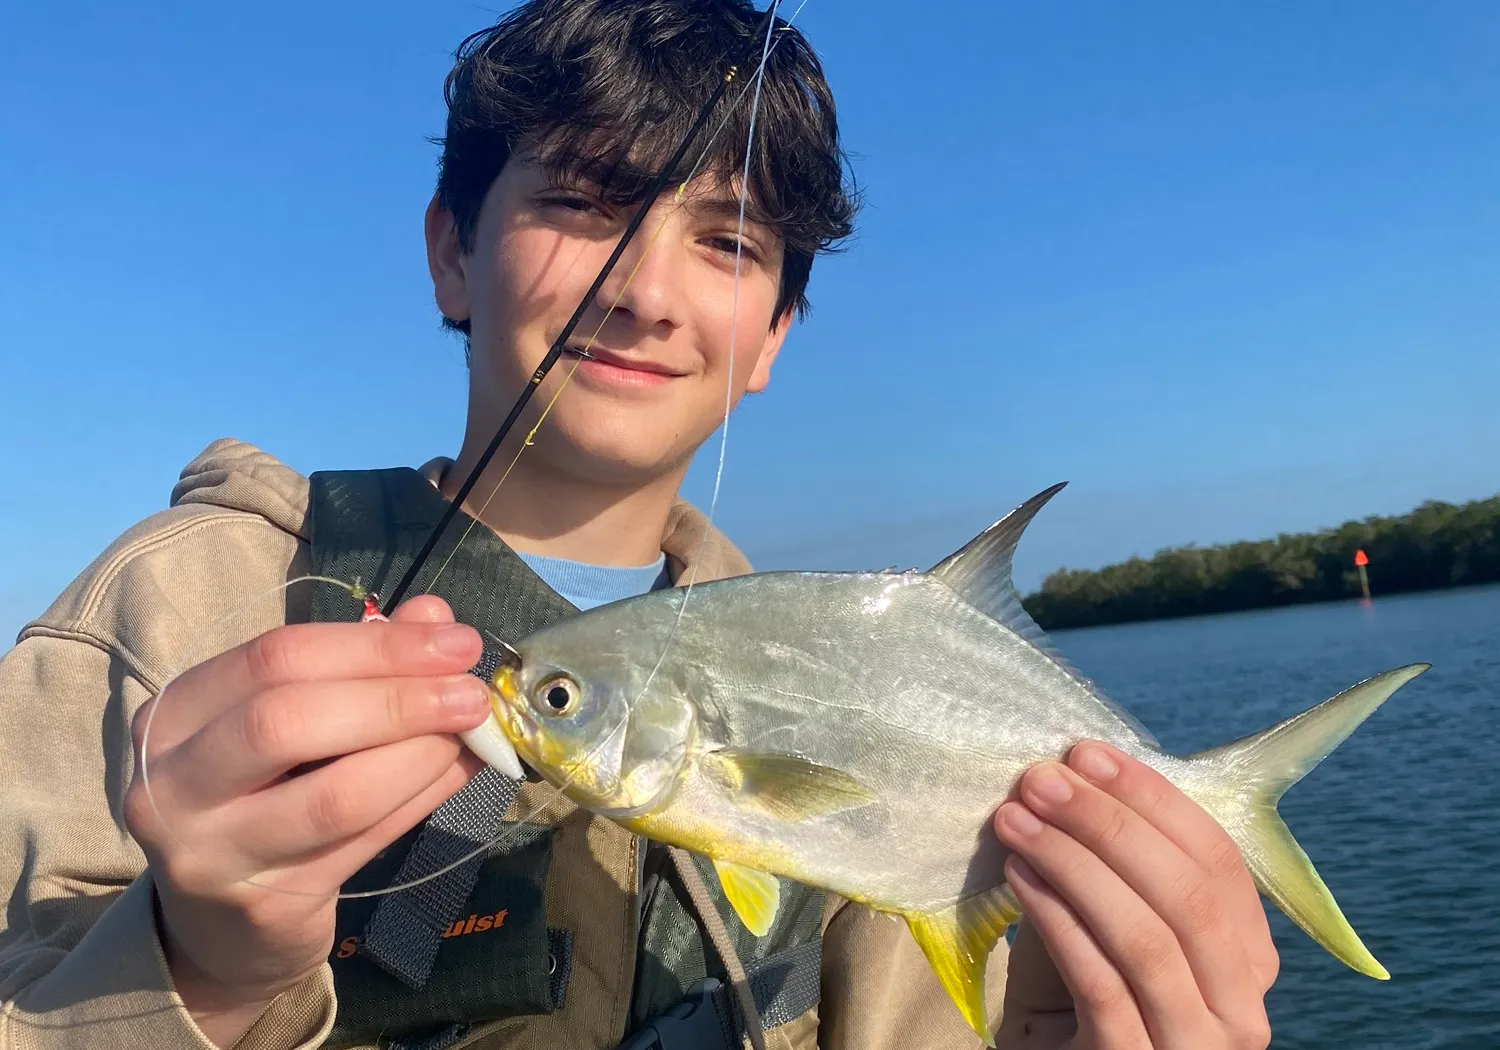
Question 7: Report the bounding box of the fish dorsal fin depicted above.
[929,483,1159,745]
[700,750,877,822]
[712,857,782,937]
[901,884,1023,1046]
[929,482,1066,637]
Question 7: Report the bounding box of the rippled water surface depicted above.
[1054,586,1500,1050]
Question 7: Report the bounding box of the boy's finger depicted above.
[156,618,483,740]
[130,598,467,759]
[224,734,468,863]
[233,619,484,687]
[1067,742,1279,987]
[162,674,491,806]
[995,799,1210,1042]
[1014,761,1263,1024]
[388,595,457,624]
[1003,855,1151,1049]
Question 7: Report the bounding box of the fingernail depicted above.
[1002,802,1045,837]
[441,675,488,714]
[1072,743,1118,783]
[432,624,477,657]
[1028,764,1073,805]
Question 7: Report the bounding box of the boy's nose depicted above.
[593,212,687,336]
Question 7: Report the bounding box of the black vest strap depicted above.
[305,466,824,1050]
[308,468,579,1048]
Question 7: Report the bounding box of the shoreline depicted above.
[1022,495,1500,631]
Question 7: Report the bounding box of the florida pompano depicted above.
[477,483,1426,1045]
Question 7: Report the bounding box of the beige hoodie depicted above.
[0,438,1006,1050]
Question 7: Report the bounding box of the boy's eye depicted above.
[539,194,605,215]
[707,236,759,261]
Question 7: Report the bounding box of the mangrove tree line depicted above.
[1022,493,1500,629]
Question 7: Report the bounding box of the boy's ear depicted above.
[426,193,471,324]
[746,304,796,394]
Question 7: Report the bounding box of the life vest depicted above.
[305,468,824,1050]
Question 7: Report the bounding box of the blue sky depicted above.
[3,1,1498,644]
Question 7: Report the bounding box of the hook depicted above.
[484,630,524,670]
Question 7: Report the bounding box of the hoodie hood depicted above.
[171,437,314,540]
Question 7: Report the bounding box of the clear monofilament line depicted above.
[137,569,642,899]
[423,0,810,595]
[636,0,780,699]
[393,3,787,900]
[423,188,690,596]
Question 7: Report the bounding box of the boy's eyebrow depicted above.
[537,146,778,235]
[681,194,775,232]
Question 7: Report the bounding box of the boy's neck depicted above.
[439,441,686,569]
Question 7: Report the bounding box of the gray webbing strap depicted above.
[358,762,520,988]
[738,938,822,1030]
[710,939,821,1047]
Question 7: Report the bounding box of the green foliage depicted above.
[1022,494,1500,629]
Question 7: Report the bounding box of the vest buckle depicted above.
[616,978,731,1050]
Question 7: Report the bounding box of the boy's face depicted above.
[427,156,791,487]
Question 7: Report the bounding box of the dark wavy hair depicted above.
[435,0,859,334]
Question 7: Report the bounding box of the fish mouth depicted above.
[486,666,598,793]
[488,666,538,748]
[486,666,662,813]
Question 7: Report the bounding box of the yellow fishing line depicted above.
[134,3,803,906]
[421,0,803,596]
[403,81,776,889]
[423,183,690,595]
[398,21,788,892]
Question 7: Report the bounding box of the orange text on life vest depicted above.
[336,909,509,959]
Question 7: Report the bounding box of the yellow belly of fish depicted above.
[615,779,1019,1047]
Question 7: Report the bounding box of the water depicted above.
[1052,585,1500,1050]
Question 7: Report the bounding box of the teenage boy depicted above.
[0,1,1277,1048]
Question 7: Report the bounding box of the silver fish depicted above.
[478,483,1426,1045]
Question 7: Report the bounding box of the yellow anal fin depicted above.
[713,857,782,937]
[903,886,1022,1048]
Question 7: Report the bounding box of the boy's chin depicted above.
[540,425,699,487]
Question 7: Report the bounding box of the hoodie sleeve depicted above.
[818,896,1007,1050]
[0,630,337,1050]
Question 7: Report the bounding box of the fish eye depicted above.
[534,675,581,717]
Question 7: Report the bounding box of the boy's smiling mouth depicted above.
[565,344,688,388]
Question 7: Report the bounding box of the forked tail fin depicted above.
[1190,663,1430,979]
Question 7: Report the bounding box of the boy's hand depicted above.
[992,742,1279,1050]
[123,596,491,1047]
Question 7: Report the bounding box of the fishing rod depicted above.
[381,1,782,615]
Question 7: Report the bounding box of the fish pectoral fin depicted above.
[712,857,781,937]
[902,886,1022,1048]
[700,750,876,821]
